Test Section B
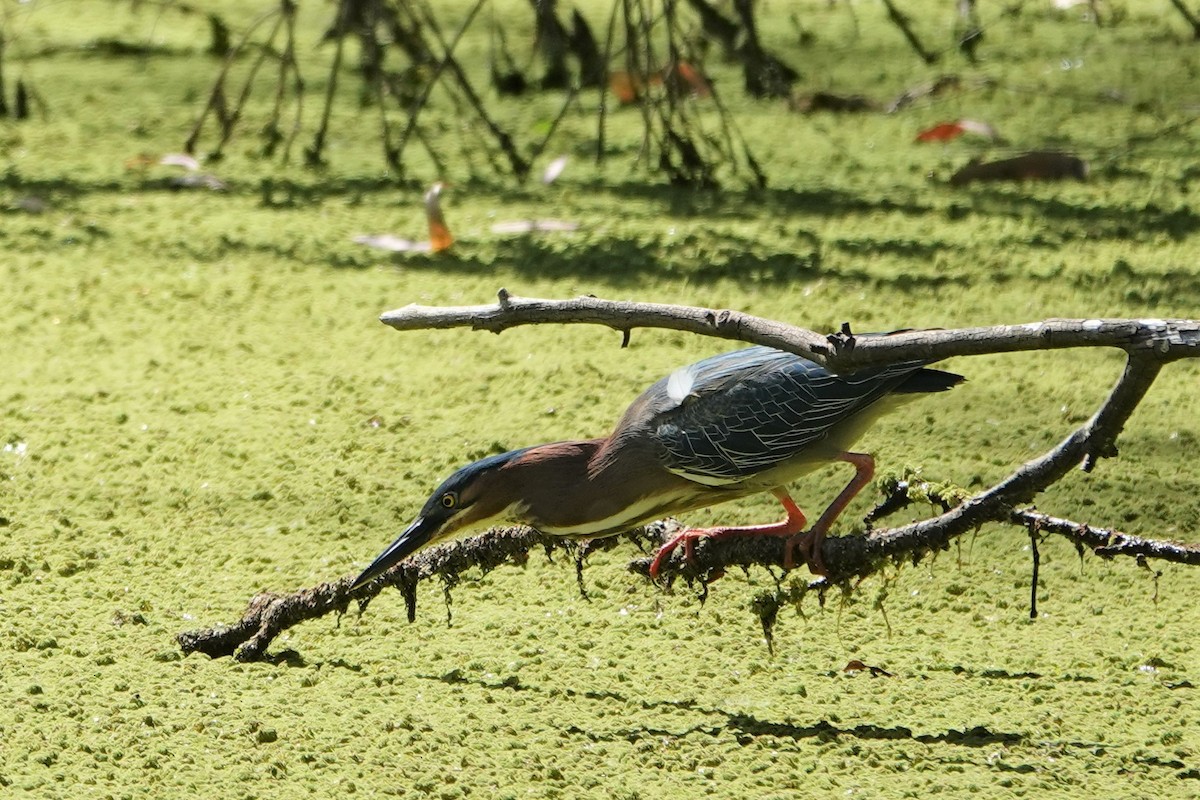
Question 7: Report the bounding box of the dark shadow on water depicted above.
[1073,261,1200,305]
[0,171,408,205]
[265,649,307,668]
[5,159,1197,248]
[10,169,1195,299]
[568,180,940,220]
[956,187,1200,242]
[724,714,1023,747]
[832,236,950,261]
[0,170,935,220]
[419,670,1027,748]
[0,170,127,199]
[339,236,970,292]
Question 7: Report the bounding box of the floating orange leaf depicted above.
[671,62,711,97]
[916,122,966,142]
[424,183,453,253]
[916,119,1001,143]
[609,71,643,105]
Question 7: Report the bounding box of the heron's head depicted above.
[349,447,532,590]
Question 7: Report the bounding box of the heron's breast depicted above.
[525,485,710,537]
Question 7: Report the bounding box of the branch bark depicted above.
[177,525,658,662]
[178,294,1200,661]
[380,290,1200,371]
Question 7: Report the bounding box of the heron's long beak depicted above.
[349,515,437,591]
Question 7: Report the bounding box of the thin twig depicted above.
[1168,0,1200,40]
[595,0,621,166]
[305,0,349,166]
[264,0,303,161]
[526,86,582,175]
[184,6,281,155]
[393,0,488,172]
[1028,520,1041,619]
[1010,509,1200,565]
[879,0,938,65]
[418,0,528,179]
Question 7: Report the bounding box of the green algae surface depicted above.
[2,2,1200,797]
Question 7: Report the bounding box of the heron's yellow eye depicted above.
[440,492,458,509]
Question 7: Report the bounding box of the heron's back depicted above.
[626,346,962,488]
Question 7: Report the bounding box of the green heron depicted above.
[350,345,963,590]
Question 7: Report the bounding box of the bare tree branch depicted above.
[380,290,1200,370]
[879,0,939,65]
[1011,509,1200,566]
[382,288,831,359]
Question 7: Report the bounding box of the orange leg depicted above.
[784,452,875,576]
[648,487,807,579]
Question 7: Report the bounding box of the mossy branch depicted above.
[176,500,1200,663]
[176,525,658,662]
[177,294,1200,661]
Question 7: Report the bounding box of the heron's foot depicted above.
[783,529,829,576]
[648,528,708,580]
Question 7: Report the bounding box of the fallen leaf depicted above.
[609,71,644,105]
[158,153,202,171]
[955,119,1001,140]
[916,119,1002,143]
[949,152,1089,186]
[352,234,432,253]
[424,183,453,253]
[670,62,711,98]
[844,659,894,677]
[542,156,568,185]
[490,219,580,234]
[916,122,967,143]
[789,91,878,114]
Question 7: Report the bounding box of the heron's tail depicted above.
[895,367,965,394]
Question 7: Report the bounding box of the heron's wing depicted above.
[651,346,925,484]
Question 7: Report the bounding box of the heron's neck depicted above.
[503,438,702,536]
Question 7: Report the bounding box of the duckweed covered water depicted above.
[2,2,1198,797]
